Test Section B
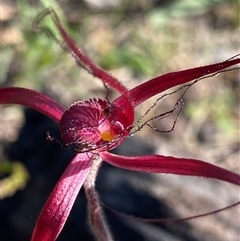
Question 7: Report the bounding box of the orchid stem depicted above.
[84,156,114,241]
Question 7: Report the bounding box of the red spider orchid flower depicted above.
[1,8,240,241]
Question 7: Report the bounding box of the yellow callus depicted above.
[100,130,115,142]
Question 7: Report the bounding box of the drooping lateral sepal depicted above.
[101,152,240,185]
[31,153,93,241]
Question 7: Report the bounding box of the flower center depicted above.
[100,130,115,141]
[59,98,133,152]
[98,119,124,142]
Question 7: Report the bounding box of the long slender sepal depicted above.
[31,153,93,241]
[0,87,65,123]
[115,57,240,108]
[101,152,240,186]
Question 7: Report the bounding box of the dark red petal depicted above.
[47,8,135,121]
[31,153,93,241]
[0,87,65,122]
[101,152,240,185]
[103,200,240,224]
[59,98,133,152]
[114,57,240,108]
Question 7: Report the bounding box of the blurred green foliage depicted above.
[0,160,29,199]
[148,0,236,26]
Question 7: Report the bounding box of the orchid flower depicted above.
[1,8,240,241]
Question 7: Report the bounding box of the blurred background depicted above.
[1,0,239,240]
